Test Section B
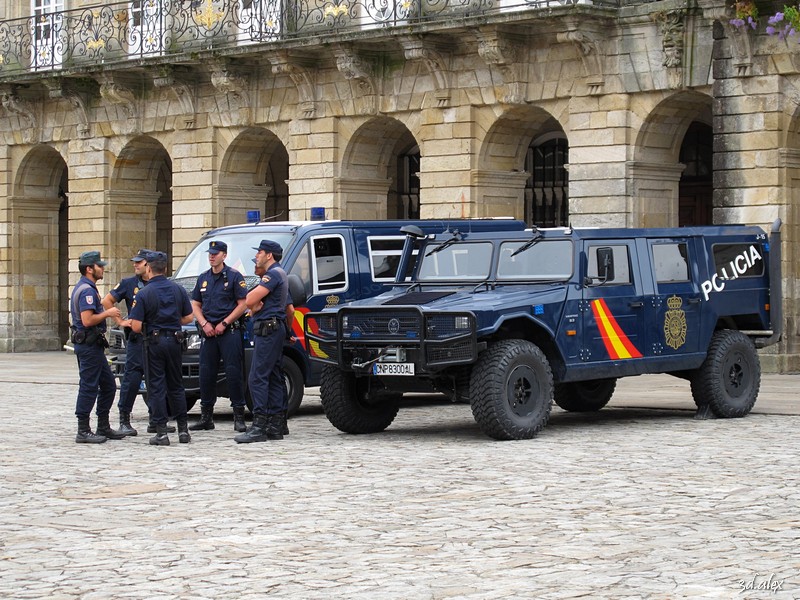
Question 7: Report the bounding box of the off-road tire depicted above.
[691,330,760,418]
[320,366,400,434]
[469,340,553,440]
[554,378,617,412]
[283,357,304,416]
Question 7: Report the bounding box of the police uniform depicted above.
[109,249,150,427]
[190,240,248,431]
[129,251,193,445]
[71,251,120,443]
[236,240,289,443]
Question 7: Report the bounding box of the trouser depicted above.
[248,328,285,416]
[146,337,188,426]
[199,328,245,408]
[118,335,144,413]
[74,342,117,419]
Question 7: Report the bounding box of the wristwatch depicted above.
[221,321,229,329]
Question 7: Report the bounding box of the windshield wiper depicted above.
[425,230,462,257]
[510,229,543,258]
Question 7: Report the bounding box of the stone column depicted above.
[335,177,392,219]
[472,170,529,219]
[627,161,685,228]
[288,117,338,220]
[105,189,160,276]
[214,183,273,226]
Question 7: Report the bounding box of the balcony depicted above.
[0,0,617,79]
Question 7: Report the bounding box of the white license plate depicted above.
[372,362,415,376]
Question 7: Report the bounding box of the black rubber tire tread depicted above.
[320,366,400,434]
[284,357,304,416]
[554,378,617,412]
[691,330,760,418]
[469,339,553,440]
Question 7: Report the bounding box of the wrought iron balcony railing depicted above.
[0,0,616,77]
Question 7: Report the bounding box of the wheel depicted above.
[283,356,304,416]
[554,378,617,412]
[691,330,760,418]
[319,366,400,434]
[469,340,553,440]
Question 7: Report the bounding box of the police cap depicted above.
[131,248,153,262]
[206,240,227,255]
[144,250,167,263]
[253,239,283,255]
[79,251,107,267]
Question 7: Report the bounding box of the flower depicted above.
[730,0,758,30]
[765,5,800,39]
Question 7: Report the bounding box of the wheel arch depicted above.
[485,315,565,378]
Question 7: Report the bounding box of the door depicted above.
[127,0,166,57]
[30,0,64,70]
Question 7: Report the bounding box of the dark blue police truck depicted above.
[305,220,782,439]
[108,218,527,414]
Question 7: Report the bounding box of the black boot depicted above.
[76,417,106,444]
[265,414,284,441]
[235,414,268,443]
[177,418,191,444]
[232,406,247,433]
[147,421,176,433]
[96,413,127,440]
[149,423,170,446]
[279,411,289,436]
[189,405,215,431]
[118,411,138,437]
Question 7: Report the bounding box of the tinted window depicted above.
[653,243,689,283]
[587,244,631,285]
[713,243,764,279]
[497,240,573,280]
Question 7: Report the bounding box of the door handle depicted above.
[688,297,701,304]
[629,301,644,308]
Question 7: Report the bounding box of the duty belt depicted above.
[253,318,282,336]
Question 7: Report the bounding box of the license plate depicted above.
[372,362,415,376]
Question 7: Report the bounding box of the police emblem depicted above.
[202,280,208,288]
[326,295,340,308]
[261,275,270,283]
[133,287,139,295]
[663,295,687,350]
[86,295,93,305]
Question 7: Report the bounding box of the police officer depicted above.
[189,240,248,432]
[235,240,290,443]
[70,251,123,443]
[129,251,194,446]
[101,248,152,436]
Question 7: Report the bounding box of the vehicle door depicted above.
[581,240,648,373]
[641,238,702,355]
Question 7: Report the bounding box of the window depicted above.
[312,235,347,292]
[367,237,419,282]
[127,0,166,57]
[653,243,689,283]
[237,0,283,44]
[497,240,573,280]
[30,0,64,70]
[712,243,764,280]
[587,245,631,285]
[417,242,493,281]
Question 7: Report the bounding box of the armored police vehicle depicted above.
[108,218,527,414]
[304,220,782,440]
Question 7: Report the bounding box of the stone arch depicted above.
[217,127,290,225]
[109,135,172,270]
[632,90,713,227]
[6,144,69,351]
[338,115,419,220]
[476,105,567,220]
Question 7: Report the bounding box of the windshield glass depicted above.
[173,230,296,290]
[497,240,573,280]
[417,242,493,281]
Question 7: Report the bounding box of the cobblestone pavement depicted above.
[1,353,799,599]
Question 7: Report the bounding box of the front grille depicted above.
[343,310,421,339]
[182,364,200,378]
[427,340,475,365]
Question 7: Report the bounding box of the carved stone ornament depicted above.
[150,65,197,127]
[268,51,319,119]
[0,84,37,143]
[44,77,97,138]
[209,58,251,120]
[474,27,525,104]
[399,35,452,107]
[334,44,377,115]
[705,5,753,77]
[556,29,605,94]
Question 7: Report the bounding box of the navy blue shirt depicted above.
[253,262,288,322]
[109,275,147,315]
[70,276,105,333]
[191,264,247,323]
[130,275,192,332]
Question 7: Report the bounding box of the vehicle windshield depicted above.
[417,241,493,281]
[497,240,573,280]
[173,230,296,291]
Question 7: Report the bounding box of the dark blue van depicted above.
[109,218,526,413]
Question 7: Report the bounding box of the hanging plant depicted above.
[766,5,800,39]
[730,0,759,30]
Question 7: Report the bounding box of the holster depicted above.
[254,318,281,337]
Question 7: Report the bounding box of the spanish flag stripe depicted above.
[590,299,643,359]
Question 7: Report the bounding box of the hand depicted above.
[202,321,215,337]
[120,318,132,329]
[214,322,227,336]
[106,307,121,320]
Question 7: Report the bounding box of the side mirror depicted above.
[287,273,307,308]
[597,247,615,283]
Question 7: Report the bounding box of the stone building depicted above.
[0,0,797,370]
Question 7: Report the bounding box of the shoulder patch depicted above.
[261,275,271,283]
[86,295,93,305]
[239,280,247,288]
[113,283,120,290]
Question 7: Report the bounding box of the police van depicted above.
[108,218,527,413]
[305,220,783,439]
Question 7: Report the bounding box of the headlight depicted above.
[454,315,471,329]
[185,333,202,351]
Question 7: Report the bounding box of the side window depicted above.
[367,237,420,282]
[653,243,689,283]
[311,235,347,293]
[587,245,631,284]
[712,243,764,279]
[288,242,313,299]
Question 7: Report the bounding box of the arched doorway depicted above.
[525,134,569,227]
[678,121,713,226]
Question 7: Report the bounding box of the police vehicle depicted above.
[108,218,528,414]
[304,220,783,440]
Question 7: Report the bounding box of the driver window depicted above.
[289,242,313,299]
[312,235,347,293]
[587,245,631,284]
